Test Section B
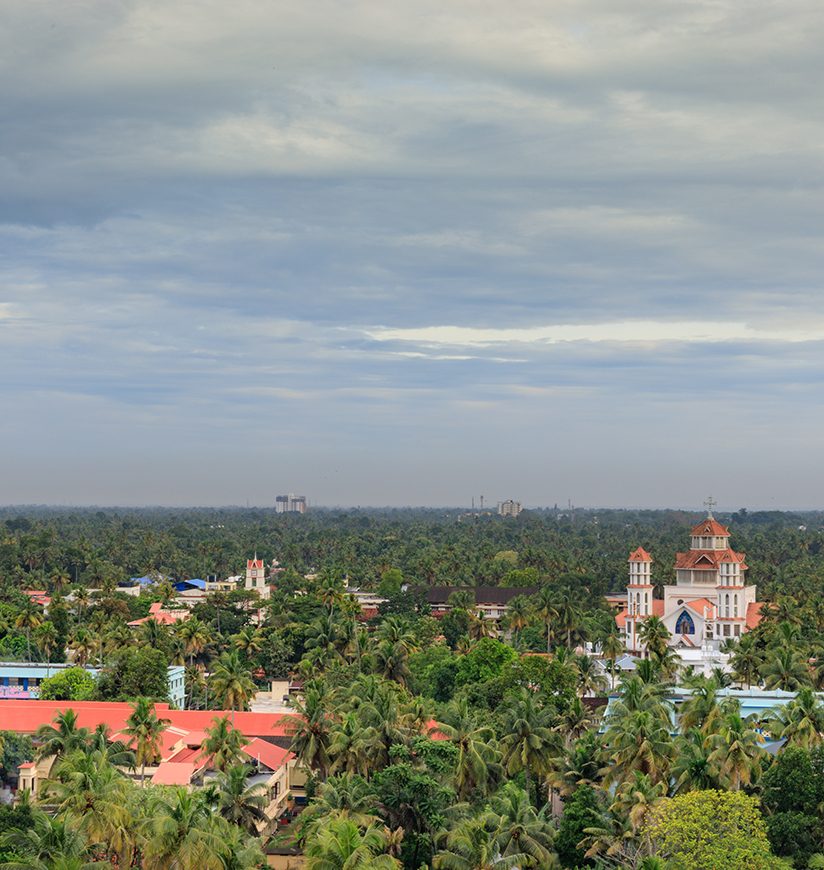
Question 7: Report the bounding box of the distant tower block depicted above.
[497,499,522,518]
[275,494,307,514]
[245,556,270,599]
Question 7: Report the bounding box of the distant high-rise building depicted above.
[498,499,522,518]
[275,494,307,514]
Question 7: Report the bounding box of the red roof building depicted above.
[4,700,298,832]
[620,507,765,664]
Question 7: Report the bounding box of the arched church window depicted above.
[675,611,696,635]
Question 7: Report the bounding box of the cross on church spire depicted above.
[703,496,717,518]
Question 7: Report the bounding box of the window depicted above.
[675,611,696,635]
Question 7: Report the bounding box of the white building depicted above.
[497,499,522,518]
[275,494,307,514]
[618,511,764,660]
[245,557,270,600]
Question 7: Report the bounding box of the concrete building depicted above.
[617,507,765,665]
[497,499,523,518]
[0,662,186,709]
[275,494,307,514]
[418,586,538,621]
[8,701,299,831]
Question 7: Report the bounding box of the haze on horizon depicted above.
[3,1,824,509]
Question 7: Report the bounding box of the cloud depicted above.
[365,321,824,347]
[3,1,824,504]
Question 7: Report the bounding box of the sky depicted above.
[2,0,824,509]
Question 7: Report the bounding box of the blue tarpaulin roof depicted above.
[174,578,206,590]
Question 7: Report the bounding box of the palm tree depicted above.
[68,628,97,668]
[141,788,225,870]
[433,815,526,870]
[87,723,136,769]
[677,676,722,734]
[637,616,669,660]
[215,823,267,870]
[768,686,824,749]
[609,770,667,839]
[435,697,501,801]
[232,626,264,659]
[0,807,103,870]
[50,569,71,596]
[212,763,267,834]
[671,727,720,793]
[707,706,765,790]
[208,650,257,712]
[554,594,580,649]
[555,695,595,747]
[297,774,381,840]
[36,621,59,672]
[139,617,170,651]
[36,709,91,761]
[534,588,558,653]
[201,715,246,772]
[487,783,557,867]
[499,689,557,806]
[177,617,212,667]
[545,730,602,800]
[289,682,334,780]
[304,818,400,869]
[601,632,625,690]
[761,647,810,691]
[468,613,498,641]
[329,711,379,777]
[503,596,534,646]
[72,586,91,620]
[123,697,170,784]
[602,707,672,786]
[44,750,134,863]
[575,654,608,697]
[15,598,44,661]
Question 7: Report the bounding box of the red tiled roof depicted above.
[628,547,653,563]
[684,598,717,618]
[247,559,264,569]
[242,737,293,771]
[674,549,747,570]
[746,602,764,629]
[152,762,198,785]
[166,746,201,764]
[690,518,730,537]
[616,599,664,628]
[128,601,190,627]
[0,701,298,740]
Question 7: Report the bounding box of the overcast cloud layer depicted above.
[3,0,824,508]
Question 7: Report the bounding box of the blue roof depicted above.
[173,578,206,590]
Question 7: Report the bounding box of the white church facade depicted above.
[618,511,764,658]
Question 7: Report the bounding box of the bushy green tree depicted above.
[38,667,96,701]
[644,790,788,870]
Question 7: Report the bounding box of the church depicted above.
[618,506,764,656]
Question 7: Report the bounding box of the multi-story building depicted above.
[9,701,298,832]
[275,494,307,514]
[618,510,764,657]
[497,499,523,518]
[0,662,186,709]
[245,556,270,599]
